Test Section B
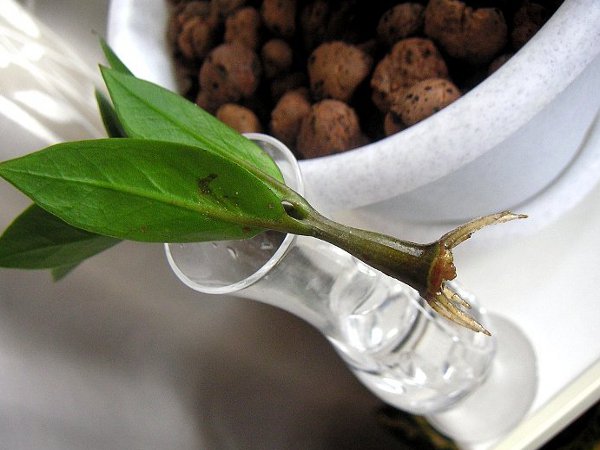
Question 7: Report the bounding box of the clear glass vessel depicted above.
[165,134,536,443]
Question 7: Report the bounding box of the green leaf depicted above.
[97,40,131,138]
[51,263,80,281]
[99,38,133,75]
[0,86,126,277]
[100,67,283,182]
[0,204,119,269]
[0,139,288,243]
[95,89,126,138]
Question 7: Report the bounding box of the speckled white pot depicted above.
[108,0,600,223]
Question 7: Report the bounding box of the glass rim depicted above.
[164,133,303,295]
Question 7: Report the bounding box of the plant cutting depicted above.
[0,42,525,335]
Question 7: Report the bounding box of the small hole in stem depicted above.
[282,200,306,220]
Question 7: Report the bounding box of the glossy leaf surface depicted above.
[101,67,283,182]
[0,204,119,269]
[95,89,126,138]
[0,139,286,242]
[100,38,133,75]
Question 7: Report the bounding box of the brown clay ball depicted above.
[216,103,262,133]
[261,39,293,79]
[424,0,507,65]
[197,43,262,112]
[224,6,262,50]
[168,1,212,45]
[270,89,311,149]
[296,100,364,158]
[261,0,297,38]
[169,1,218,60]
[371,37,448,112]
[377,3,425,47]
[390,78,461,127]
[308,41,373,102]
[166,0,565,158]
[177,16,219,61]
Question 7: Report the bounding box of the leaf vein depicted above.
[4,167,250,226]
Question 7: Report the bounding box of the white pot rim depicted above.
[300,0,600,210]
[107,0,600,211]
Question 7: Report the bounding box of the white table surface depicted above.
[336,114,600,448]
[1,1,599,449]
[458,169,600,448]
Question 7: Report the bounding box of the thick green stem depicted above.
[305,210,439,297]
[271,188,441,298]
[259,178,525,335]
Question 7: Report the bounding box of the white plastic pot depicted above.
[107,0,600,223]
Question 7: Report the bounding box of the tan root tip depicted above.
[424,211,525,334]
[442,285,471,309]
[441,211,527,249]
[428,284,491,335]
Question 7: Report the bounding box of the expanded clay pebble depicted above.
[371,38,448,113]
[377,3,425,47]
[224,6,262,50]
[261,39,293,79]
[169,1,218,60]
[270,89,311,149]
[176,16,219,60]
[308,41,373,102]
[424,0,508,65]
[166,0,564,158]
[216,103,263,133]
[391,78,461,127]
[296,100,365,158]
[261,0,296,38]
[197,43,262,113]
